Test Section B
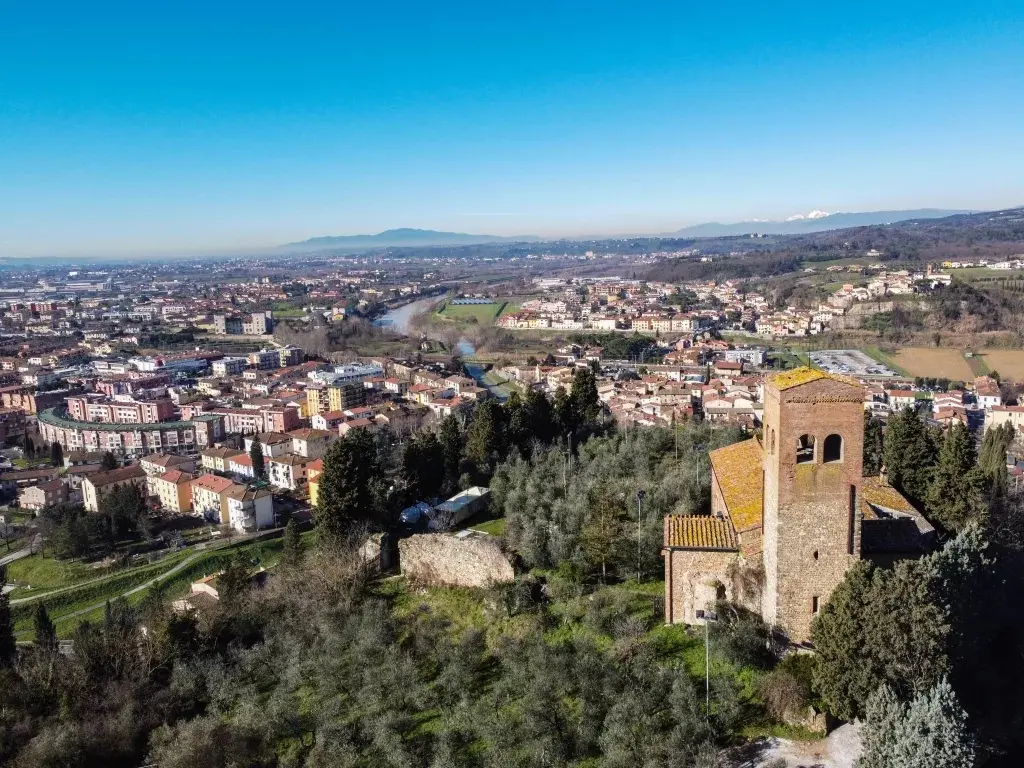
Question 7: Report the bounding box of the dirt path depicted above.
[724,724,861,768]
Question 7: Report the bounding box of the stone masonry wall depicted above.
[399,533,515,588]
[769,378,864,642]
[664,548,737,625]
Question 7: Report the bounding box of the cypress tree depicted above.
[249,438,266,479]
[464,400,503,481]
[927,422,986,532]
[281,519,304,568]
[49,441,64,468]
[979,422,1014,506]
[569,367,600,426]
[439,415,463,496]
[0,565,15,668]
[524,387,554,444]
[33,603,57,652]
[883,406,937,507]
[316,428,381,540]
[863,412,884,477]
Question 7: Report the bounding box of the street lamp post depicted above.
[695,609,718,720]
[636,489,646,582]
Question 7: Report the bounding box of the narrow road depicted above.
[1,542,37,568]
[9,530,272,606]
[13,549,209,638]
[12,528,282,638]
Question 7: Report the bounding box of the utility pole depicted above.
[636,489,646,582]
[695,609,718,721]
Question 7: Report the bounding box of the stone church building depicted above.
[663,367,935,643]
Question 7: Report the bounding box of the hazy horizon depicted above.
[3,1,1023,258]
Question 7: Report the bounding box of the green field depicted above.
[10,531,309,639]
[436,301,505,323]
[497,300,522,316]
[6,553,118,599]
[951,267,1024,280]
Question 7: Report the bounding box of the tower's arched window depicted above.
[769,429,775,455]
[823,434,843,463]
[796,434,815,464]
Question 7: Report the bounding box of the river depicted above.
[373,297,478,356]
[372,297,439,335]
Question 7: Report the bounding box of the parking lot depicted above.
[809,349,897,378]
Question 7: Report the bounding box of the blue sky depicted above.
[2,1,1023,256]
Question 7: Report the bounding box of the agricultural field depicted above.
[436,300,505,323]
[890,347,974,380]
[979,350,1024,380]
[497,300,522,317]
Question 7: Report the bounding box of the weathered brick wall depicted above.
[762,386,781,627]
[399,533,515,588]
[664,548,737,625]
[710,473,727,517]
[765,377,864,642]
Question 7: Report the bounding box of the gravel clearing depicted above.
[723,723,862,768]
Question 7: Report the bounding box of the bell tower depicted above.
[760,369,865,643]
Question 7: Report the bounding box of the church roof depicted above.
[664,515,738,550]
[769,367,860,391]
[860,475,918,518]
[860,476,936,554]
[708,438,763,532]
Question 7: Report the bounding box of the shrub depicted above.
[760,667,810,721]
[710,602,779,670]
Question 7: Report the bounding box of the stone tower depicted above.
[760,369,865,643]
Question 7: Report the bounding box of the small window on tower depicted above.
[812,596,820,614]
[769,429,775,455]
[823,434,843,463]
[796,434,815,463]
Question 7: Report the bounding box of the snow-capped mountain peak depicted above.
[785,210,832,221]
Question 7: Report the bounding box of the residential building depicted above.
[200,446,243,472]
[148,469,194,514]
[307,458,323,507]
[224,485,274,532]
[288,427,334,459]
[243,432,293,458]
[140,453,196,477]
[82,464,148,512]
[190,473,236,522]
[267,454,311,491]
[39,409,225,455]
[18,480,69,511]
[211,357,247,377]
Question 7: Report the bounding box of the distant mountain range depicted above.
[284,210,979,251]
[664,209,977,238]
[282,228,535,250]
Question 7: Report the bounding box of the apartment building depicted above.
[82,464,148,512]
[148,469,194,514]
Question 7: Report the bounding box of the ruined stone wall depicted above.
[664,548,737,625]
[399,533,515,588]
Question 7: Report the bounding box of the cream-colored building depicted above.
[189,472,274,532]
[147,469,194,514]
[200,446,243,472]
[141,452,196,477]
[82,465,149,513]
